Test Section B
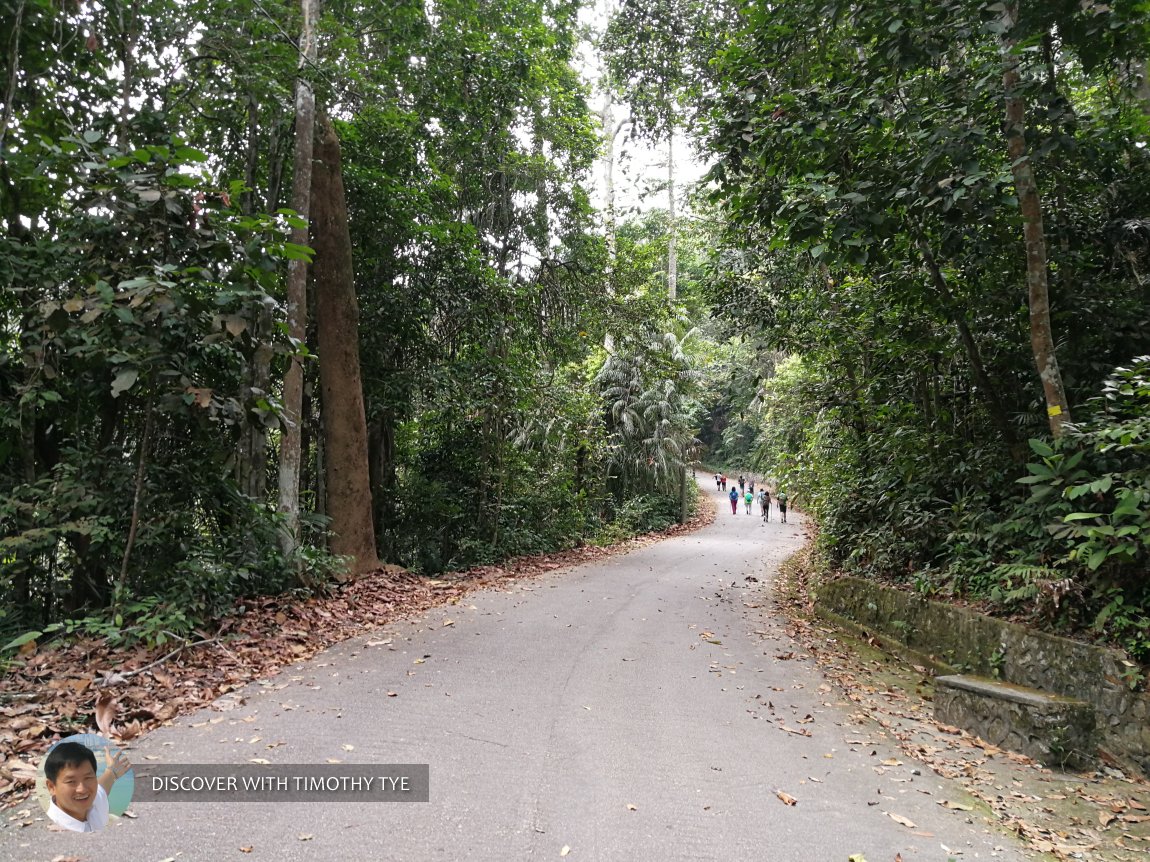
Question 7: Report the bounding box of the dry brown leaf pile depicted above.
[1,500,716,808]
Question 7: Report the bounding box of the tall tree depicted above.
[277,0,319,558]
[311,114,379,576]
[999,2,1071,436]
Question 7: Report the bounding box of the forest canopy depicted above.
[2,0,1149,663]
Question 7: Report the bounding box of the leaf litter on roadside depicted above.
[1,505,717,809]
[773,545,1150,862]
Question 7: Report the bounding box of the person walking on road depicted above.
[714,473,721,491]
[777,490,788,524]
[728,486,739,515]
[760,488,771,522]
[743,489,753,514]
[721,474,727,492]
[738,475,745,493]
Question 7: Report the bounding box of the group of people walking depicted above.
[714,473,787,523]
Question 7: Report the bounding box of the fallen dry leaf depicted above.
[886,812,916,829]
[626,803,637,811]
[775,790,798,806]
[298,833,313,841]
[94,694,117,738]
[560,846,571,857]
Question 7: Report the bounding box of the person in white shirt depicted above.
[44,740,130,832]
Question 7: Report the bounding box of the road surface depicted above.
[4,490,1026,861]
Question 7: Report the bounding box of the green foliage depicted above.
[0,0,642,629]
[695,0,1150,663]
[602,0,735,140]
[747,351,1150,658]
[1018,358,1150,656]
[593,492,685,546]
[0,125,306,620]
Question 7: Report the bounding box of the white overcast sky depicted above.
[574,0,709,217]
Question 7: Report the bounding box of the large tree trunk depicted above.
[311,114,379,577]
[1000,6,1071,437]
[277,0,319,557]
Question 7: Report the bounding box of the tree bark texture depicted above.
[277,0,318,556]
[1000,6,1072,437]
[666,128,677,300]
[601,90,618,353]
[311,113,380,576]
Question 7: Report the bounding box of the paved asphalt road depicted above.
[4,489,1028,862]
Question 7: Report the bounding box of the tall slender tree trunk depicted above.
[600,89,618,352]
[666,127,677,301]
[238,91,271,500]
[114,1,138,149]
[1000,6,1071,437]
[532,108,548,255]
[311,113,379,577]
[1,0,26,150]
[277,0,319,557]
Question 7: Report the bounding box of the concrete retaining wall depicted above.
[816,576,1150,775]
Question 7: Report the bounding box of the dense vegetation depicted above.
[689,0,1150,659]
[0,0,704,648]
[2,0,1148,667]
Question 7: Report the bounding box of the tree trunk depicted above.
[678,464,687,524]
[1000,5,1071,436]
[368,407,398,559]
[114,0,138,149]
[238,91,271,500]
[0,0,26,150]
[666,127,677,301]
[311,113,379,577]
[277,0,319,557]
[601,90,618,352]
[532,108,548,255]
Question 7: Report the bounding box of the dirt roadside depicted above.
[0,500,717,819]
[773,546,1150,862]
